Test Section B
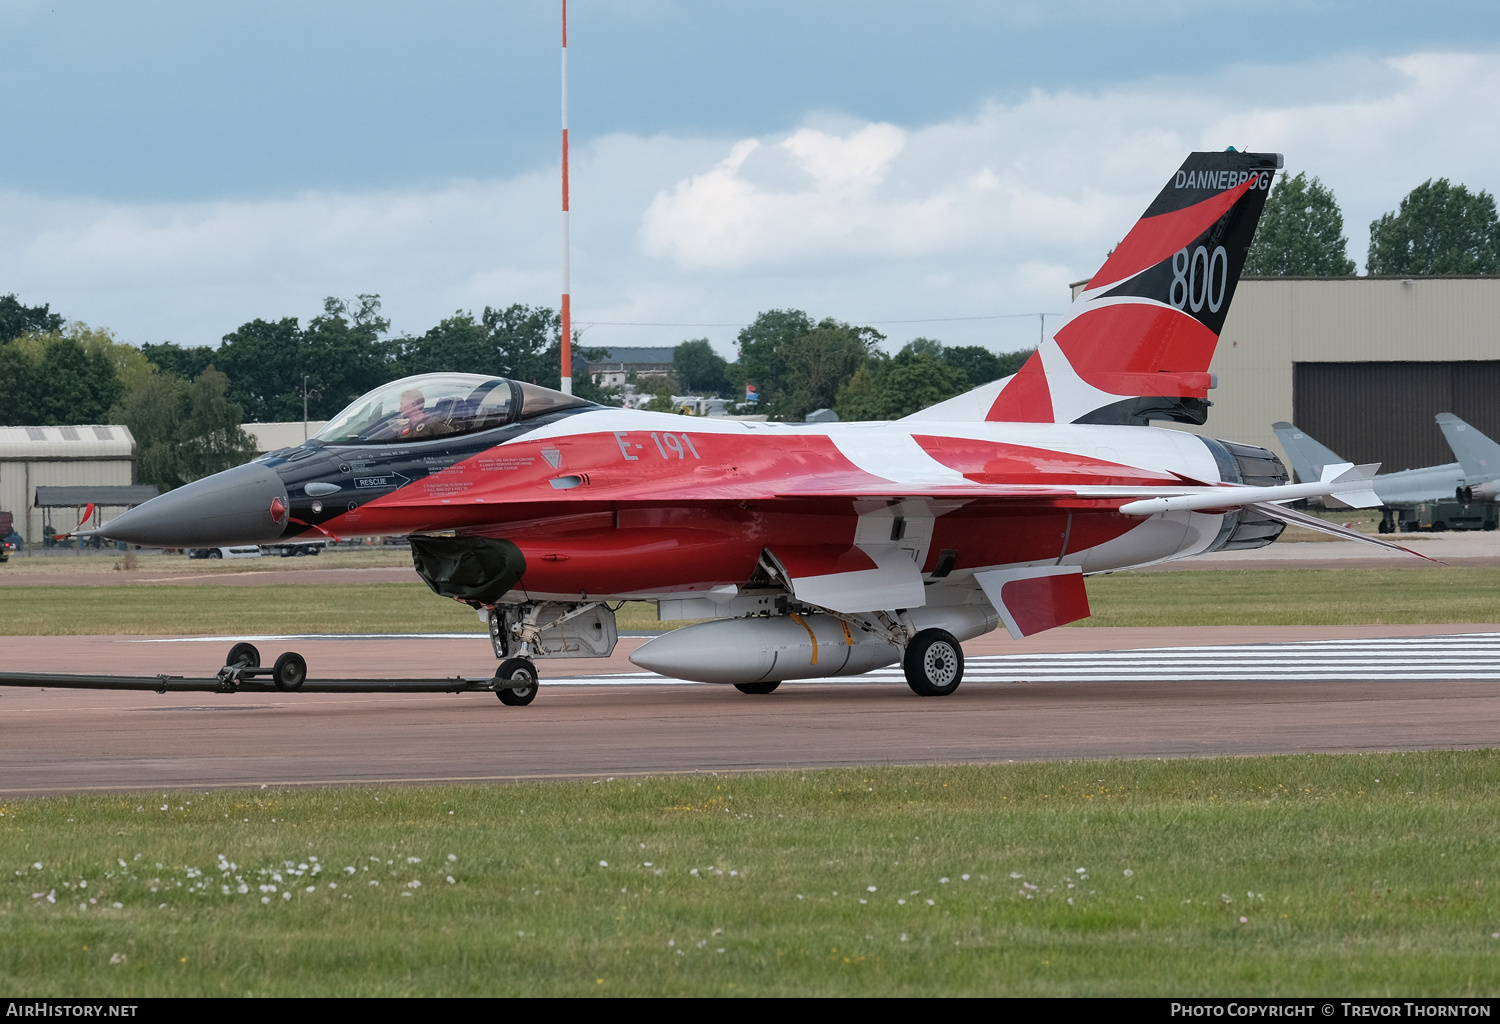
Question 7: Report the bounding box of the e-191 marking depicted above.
[614,431,702,462]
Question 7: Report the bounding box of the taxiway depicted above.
[3,624,1499,796]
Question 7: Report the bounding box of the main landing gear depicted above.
[493,658,538,706]
[903,628,964,697]
[734,681,781,695]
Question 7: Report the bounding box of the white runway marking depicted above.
[542,633,1500,686]
[129,633,1500,685]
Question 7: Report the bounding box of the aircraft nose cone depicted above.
[100,462,290,547]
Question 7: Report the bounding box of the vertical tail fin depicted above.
[1436,413,1500,481]
[1271,421,1349,484]
[986,150,1283,425]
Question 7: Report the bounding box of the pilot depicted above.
[398,389,456,439]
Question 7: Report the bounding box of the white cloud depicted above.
[2,49,1498,357]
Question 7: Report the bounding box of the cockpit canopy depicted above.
[312,373,591,446]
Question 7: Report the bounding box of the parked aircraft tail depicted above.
[1271,421,1348,484]
[1435,413,1500,488]
[910,149,1283,425]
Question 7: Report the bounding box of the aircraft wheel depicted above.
[495,658,538,706]
[734,681,781,694]
[272,651,307,690]
[903,629,964,697]
[227,642,261,669]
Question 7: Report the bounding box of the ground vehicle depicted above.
[187,546,262,560]
[96,150,1414,704]
[264,541,327,557]
[1401,501,1499,532]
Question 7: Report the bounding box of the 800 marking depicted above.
[614,431,702,462]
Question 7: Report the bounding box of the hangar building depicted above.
[1071,276,1500,474]
[0,425,147,543]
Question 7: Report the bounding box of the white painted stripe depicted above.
[827,427,973,487]
[570,633,1500,685]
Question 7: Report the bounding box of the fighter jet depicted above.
[97,150,1412,703]
[1273,416,1500,532]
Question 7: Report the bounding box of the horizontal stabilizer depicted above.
[1245,502,1438,561]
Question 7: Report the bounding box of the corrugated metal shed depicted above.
[34,485,160,507]
[0,424,135,461]
[0,425,138,544]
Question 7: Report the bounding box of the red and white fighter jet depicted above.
[99,149,1406,703]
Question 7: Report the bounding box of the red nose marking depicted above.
[270,497,287,521]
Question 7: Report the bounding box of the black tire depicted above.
[734,681,781,694]
[207,549,223,559]
[272,651,307,690]
[227,642,261,669]
[903,628,964,697]
[495,658,538,706]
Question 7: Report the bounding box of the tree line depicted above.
[663,314,1030,422]
[1245,173,1500,276]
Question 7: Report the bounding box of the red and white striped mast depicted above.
[559,0,573,395]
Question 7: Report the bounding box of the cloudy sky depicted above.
[4,0,1500,358]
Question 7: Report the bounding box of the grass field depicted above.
[1081,566,1500,627]
[1,546,415,576]
[2,567,1499,635]
[1,752,1497,996]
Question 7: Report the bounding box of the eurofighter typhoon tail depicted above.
[1437,413,1500,503]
